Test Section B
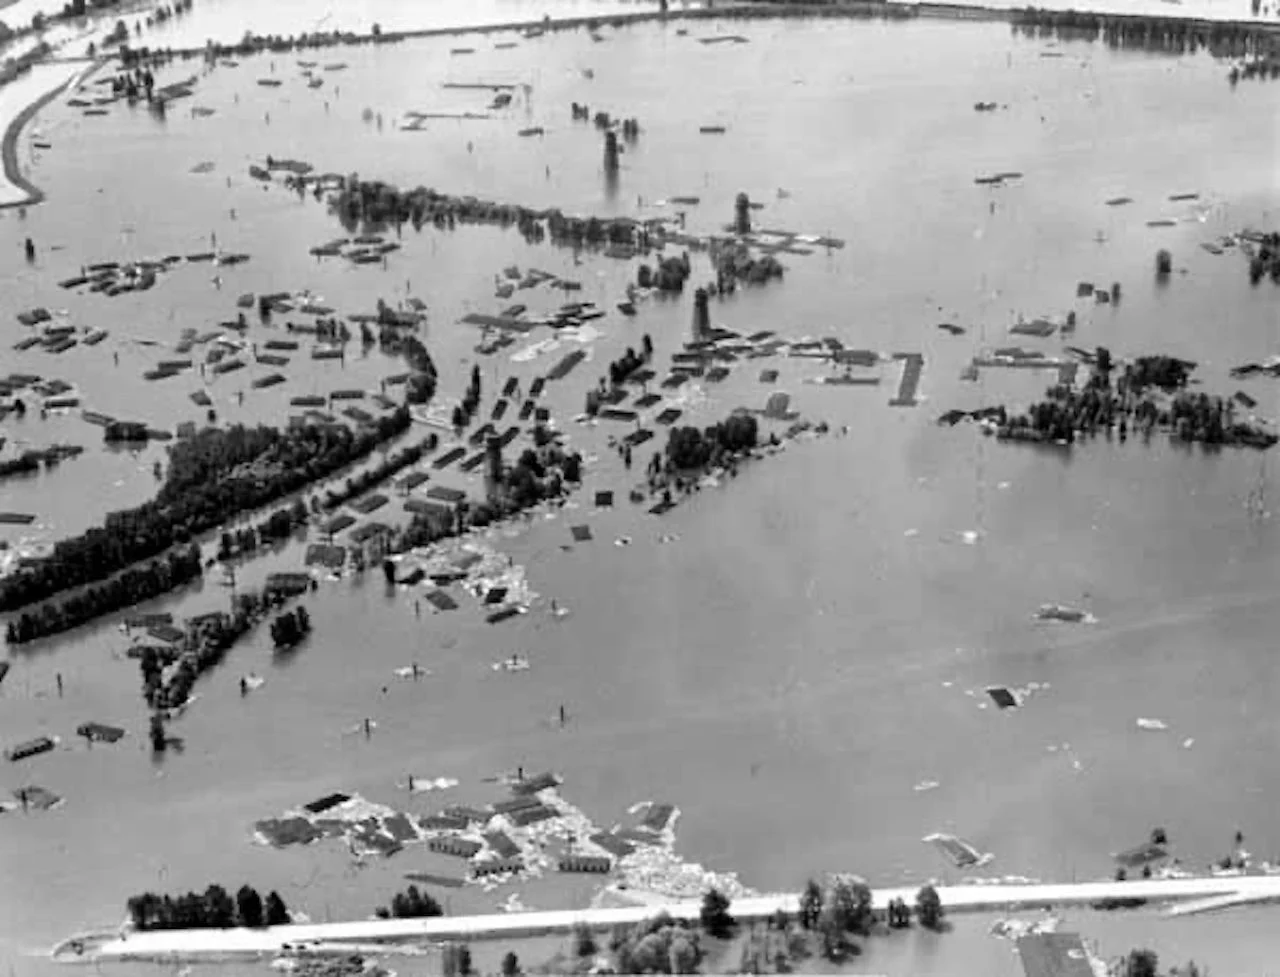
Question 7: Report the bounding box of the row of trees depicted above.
[1248,231,1280,284]
[126,883,288,931]
[320,435,438,512]
[373,885,443,919]
[324,175,667,257]
[638,253,692,293]
[1119,949,1205,977]
[140,588,298,710]
[0,410,411,614]
[399,334,438,405]
[0,445,82,480]
[481,441,583,518]
[269,605,311,649]
[451,364,484,430]
[5,544,202,645]
[217,498,310,560]
[665,413,760,471]
[1009,7,1279,61]
[392,441,582,550]
[590,914,703,975]
[711,242,785,289]
[993,350,1276,449]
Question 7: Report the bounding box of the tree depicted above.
[236,885,264,927]
[849,880,874,934]
[501,951,520,976]
[573,920,597,957]
[826,879,858,933]
[700,887,735,938]
[203,884,235,928]
[630,932,669,973]
[264,891,290,926]
[915,884,943,930]
[149,713,166,753]
[670,933,700,974]
[816,899,846,959]
[799,879,822,930]
[1125,949,1159,977]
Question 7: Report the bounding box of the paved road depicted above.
[54,874,1280,962]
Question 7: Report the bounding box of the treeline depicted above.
[638,254,692,293]
[1249,232,1280,283]
[373,885,443,920]
[5,545,202,646]
[325,179,666,256]
[320,434,438,511]
[1010,7,1280,61]
[140,587,301,709]
[665,413,759,470]
[468,439,583,525]
[104,421,151,443]
[0,410,410,614]
[217,499,310,560]
[0,445,82,481]
[398,334,439,405]
[991,348,1277,449]
[393,437,583,549]
[126,883,289,931]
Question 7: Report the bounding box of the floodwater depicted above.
[2,4,1280,976]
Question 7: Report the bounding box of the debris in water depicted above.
[1136,717,1168,731]
[986,686,1020,710]
[1035,603,1095,624]
[614,536,632,547]
[393,665,432,679]
[923,832,993,869]
[492,654,530,673]
[913,780,940,792]
[405,776,459,793]
[1182,738,1195,749]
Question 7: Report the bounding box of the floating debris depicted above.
[1035,603,1095,624]
[924,832,993,869]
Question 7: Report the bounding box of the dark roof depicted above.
[1016,934,1095,977]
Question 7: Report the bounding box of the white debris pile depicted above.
[410,539,539,611]
[501,892,532,913]
[990,915,1060,941]
[407,776,459,793]
[617,845,755,901]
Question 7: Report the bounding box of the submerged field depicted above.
[2,4,1280,975]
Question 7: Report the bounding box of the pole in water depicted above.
[363,718,372,738]
[56,673,63,697]
[559,704,566,726]
[517,765,524,781]
[23,237,35,262]
[408,774,414,791]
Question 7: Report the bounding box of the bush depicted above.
[915,884,943,930]
[700,888,735,938]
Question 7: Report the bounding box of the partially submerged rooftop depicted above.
[1016,932,1096,977]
